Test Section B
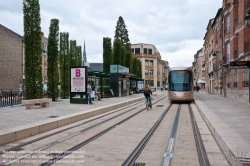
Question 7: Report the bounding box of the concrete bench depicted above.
[22,98,52,109]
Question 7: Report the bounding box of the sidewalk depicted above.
[194,92,250,164]
[0,91,162,146]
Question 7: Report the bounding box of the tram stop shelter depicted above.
[109,65,144,97]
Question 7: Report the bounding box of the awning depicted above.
[197,79,205,83]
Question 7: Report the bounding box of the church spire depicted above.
[83,40,87,62]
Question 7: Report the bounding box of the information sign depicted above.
[230,61,250,69]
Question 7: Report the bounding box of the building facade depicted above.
[131,43,163,89]
[193,48,206,90]
[41,32,48,85]
[0,24,24,90]
[202,0,250,101]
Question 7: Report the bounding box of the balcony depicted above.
[233,82,238,88]
[243,81,249,87]
[224,26,230,34]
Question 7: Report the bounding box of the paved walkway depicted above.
[194,92,250,144]
[0,91,161,131]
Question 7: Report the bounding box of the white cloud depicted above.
[0,0,221,68]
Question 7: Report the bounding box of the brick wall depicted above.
[0,24,23,90]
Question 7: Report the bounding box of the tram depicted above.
[168,67,193,102]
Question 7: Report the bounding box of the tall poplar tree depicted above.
[23,0,43,99]
[60,32,69,99]
[69,40,77,67]
[47,19,59,101]
[77,46,82,66]
[125,52,131,69]
[120,46,126,66]
[103,37,112,73]
[113,41,122,65]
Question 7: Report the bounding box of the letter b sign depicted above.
[76,69,81,77]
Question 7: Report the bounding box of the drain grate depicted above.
[49,116,59,118]
[156,105,164,107]
[133,163,145,166]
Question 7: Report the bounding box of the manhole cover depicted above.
[133,163,145,166]
[50,116,59,118]
[156,105,164,107]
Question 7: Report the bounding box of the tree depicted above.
[60,32,69,99]
[47,19,59,101]
[23,0,43,99]
[69,40,77,67]
[113,41,122,65]
[77,46,82,66]
[114,16,131,51]
[120,46,126,66]
[137,59,142,78]
[125,52,131,69]
[103,37,112,73]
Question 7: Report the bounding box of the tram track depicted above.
[126,103,210,166]
[0,93,165,155]
[0,94,167,166]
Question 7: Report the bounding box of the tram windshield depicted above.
[168,70,192,91]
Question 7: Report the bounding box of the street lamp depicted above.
[244,10,250,103]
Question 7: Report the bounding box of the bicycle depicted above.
[145,98,149,110]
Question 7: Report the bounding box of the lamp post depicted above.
[244,10,250,103]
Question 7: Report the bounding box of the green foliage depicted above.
[77,46,82,67]
[132,58,137,74]
[137,59,142,78]
[114,16,131,52]
[103,37,112,73]
[69,40,77,67]
[120,46,125,66]
[125,52,131,70]
[60,32,70,99]
[47,19,59,101]
[113,41,122,65]
[23,0,43,99]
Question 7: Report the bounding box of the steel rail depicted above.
[1,94,167,166]
[160,104,181,166]
[39,95,167,166]
[188,104,210,166]
[122,103,173,166]
[0,94,165,155]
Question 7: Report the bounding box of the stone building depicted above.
[202,0,250,102]
[0,24,24,90]
[131,43,163,89]
[193,48,205,91]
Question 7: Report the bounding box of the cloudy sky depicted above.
[0,0,221,67]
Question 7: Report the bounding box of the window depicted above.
[145,69,149,75]
[145,60,149,65]
[149,60,153,65]
[148,49,152,54]
[157,81,160,87]
[135,48,140,54]
[227,42,230,63]
[149,70,153,75]
[131,48,134,53]
[144,48,147,54]
[202,71,205,77]
[145,80,154,87]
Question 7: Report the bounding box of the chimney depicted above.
[41,32,44,37]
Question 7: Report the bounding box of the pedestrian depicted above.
[197,86,200,92]
[92,86,101,101]
[144,85,153,109]
[87,81,93,104]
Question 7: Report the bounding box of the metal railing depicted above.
[224,26,230,34]
[0,90,24,107]
[245,0,250,13]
